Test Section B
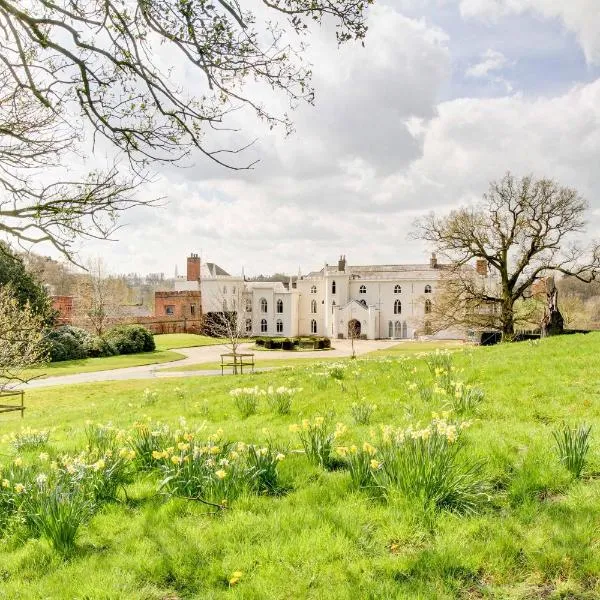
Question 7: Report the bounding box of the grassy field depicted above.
[21,334,226,380]
[1,334,600,598]
[153,333,231,351]
[21,350,185,379]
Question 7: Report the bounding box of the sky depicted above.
[55,0,600,277]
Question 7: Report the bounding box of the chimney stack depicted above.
[338,255,346,272]
[429,252,438,268]
[187,253,200,281]
[475,259,487,276]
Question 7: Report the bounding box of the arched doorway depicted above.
[348,319,361,338]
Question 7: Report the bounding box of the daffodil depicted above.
[215,469,227,480]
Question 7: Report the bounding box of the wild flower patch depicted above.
[343,417,488,514]
[447,383,485,415]
[142,388,159,405]
[265,386,302,415]
[350,402,377,426]
[291,417,346,469]
[338,444,379,490]
[230,386,264,418]
[127,421,171,468]
[85,422,118,454]
[155,430,286,502]
[7,428,50,451]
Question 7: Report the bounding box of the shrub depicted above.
[46,326,91,362]
[230,387,263,418]
[374,418,488,514]
[552,423,591,479]
[282,338,294,351]
[104,324,155,355]
[322,337,331,349]
[84,336,116,358]
[255,338,265,346]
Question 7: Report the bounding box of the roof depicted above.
[204,262,230,277]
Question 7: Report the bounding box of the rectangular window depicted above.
[190,304,196,316]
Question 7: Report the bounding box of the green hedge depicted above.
[47,324,154,362]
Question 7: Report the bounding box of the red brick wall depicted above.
[51,295,74,325]
[155,290,202,320]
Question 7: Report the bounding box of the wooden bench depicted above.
[0,390,25,418]
[220,353,255,375]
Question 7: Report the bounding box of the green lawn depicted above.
[153,333,230,351]
[21,350,185,379]
[2,334,600,598]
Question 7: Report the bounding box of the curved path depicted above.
[22,339,401,390]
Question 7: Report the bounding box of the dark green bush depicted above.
[322,337,331,349]
[104,325,155,355]
[85,336,116,358]
[46,326,92,362]
[255,338,265,346]
[282,339,294,351]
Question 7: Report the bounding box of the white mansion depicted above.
[172,254,461,340]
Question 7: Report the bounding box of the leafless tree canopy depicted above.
[414,173,600,336]
[0,0,370,260]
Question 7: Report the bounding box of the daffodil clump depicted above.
[370,416,487,514]
[127,421,172,467]
[153,428,286,501]
[4,427,50,452]
[0,444,137,553]
[350,402,377,426]
[230,386,265,418]
[291,417,347,469]
[265,385,303,415]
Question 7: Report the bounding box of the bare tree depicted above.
[0,286,48,391]
[0,0,370,261]
[72,258,128,335]
[414,173,600,338]
[204,288,249,360]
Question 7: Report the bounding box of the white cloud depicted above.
[459,0,600,65]
[466,49,509,77]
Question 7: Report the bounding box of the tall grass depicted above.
[552,423,591,479]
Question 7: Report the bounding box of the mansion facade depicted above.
[162,254,462,340]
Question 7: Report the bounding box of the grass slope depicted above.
[153,333,230,351]
[21,350,185,379]
[1,334,600,598]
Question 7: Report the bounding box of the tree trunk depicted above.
[501,299,515,341]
